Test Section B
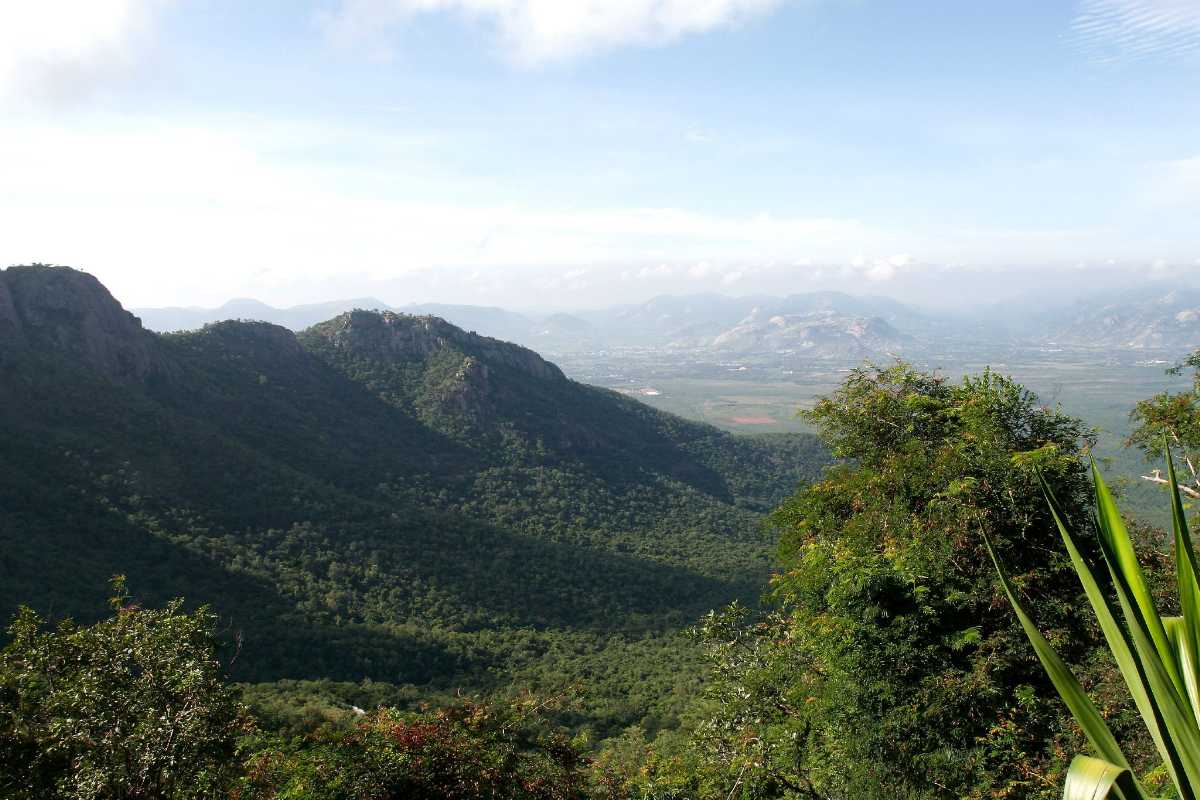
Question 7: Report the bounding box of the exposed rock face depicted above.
[0,265,162,380]
[315,311,566,382]
[710,309,906,357]
[1049,290,1200,351]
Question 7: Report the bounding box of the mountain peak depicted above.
[0,265,162,380]
[306,310,565,383]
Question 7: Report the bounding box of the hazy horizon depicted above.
[108,263,1199,317]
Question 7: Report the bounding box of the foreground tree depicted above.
[681,364,1114,799]
[0,579,246,799]
[238,692,589,800]
[1130,349,1200,499]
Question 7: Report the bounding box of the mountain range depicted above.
[0,265,825,735]
[134,283,1200,360]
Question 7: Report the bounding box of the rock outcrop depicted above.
[310,311,566,383]
[0,264,163,380]
[710,309,906,358]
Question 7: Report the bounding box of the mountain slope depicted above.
[1044,288,1200,351]
[1,266,826,721]
[710,309,907,358]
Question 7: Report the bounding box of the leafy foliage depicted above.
[0,578,247,800]
[668,364,1111,799]
[988,449,1200,800]
[1129,349,1200,499]
[239,694,589,800]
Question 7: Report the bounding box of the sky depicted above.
[1,0,1199,311]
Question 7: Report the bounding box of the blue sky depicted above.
[1,0,1198,309]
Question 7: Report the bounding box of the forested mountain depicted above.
[135,289,929,358]
[0,265,825,734]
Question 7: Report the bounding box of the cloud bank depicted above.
[0,0,170,102]
[319,0,785,64]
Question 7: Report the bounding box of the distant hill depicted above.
[1042,288,1200,351]
[134,298,595,353]
[135,290,932,358]
[134,285,1200,361]
[134,296,393,332]
[1,265,826,733]
[710,309,908,358]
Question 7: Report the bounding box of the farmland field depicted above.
[577,352,1193,526]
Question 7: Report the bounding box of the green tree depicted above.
[0,578,247,799]
[1129,349,1200,500]
[683,364,1106,799]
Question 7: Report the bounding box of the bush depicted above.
[0,578,247,799]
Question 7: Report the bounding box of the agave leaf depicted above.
[1041,476,1183,791]
[1166,617,1200,725]
[1166,448,1200,725]
[1092,461,1185,699]
[981,529,1130,769]
[1093,469,1200,798]
[1063,755,1148,800]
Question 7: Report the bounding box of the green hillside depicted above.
[0,265,826,736]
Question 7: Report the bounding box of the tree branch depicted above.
[1141,472,1200,499]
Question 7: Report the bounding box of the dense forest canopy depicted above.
[0,264,825,738]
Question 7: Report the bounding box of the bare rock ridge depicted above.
[309,309,566,383]
[1048,289,1200,350]
[0,265,161,380]
[710,308,906,356]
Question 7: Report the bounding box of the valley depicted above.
[0,265,827,740]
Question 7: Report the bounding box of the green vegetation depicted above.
[0,265,825,742]
[0,588,594,800]
[0,579,247,799]
[240,695,589,800]
[1130,350,1200,501]
[982,346,1200,799]
[989,454,1200,800]
[632,364,1119,799]
[6,266,1200,799]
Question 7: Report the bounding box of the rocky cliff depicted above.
[0,265,163,380]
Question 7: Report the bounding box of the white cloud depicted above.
[1071,0,1200,63]
[688,261,714,279]
[318,0,785,64]
[846,253,911,282]
[0,1,170,101]
[635,264,676,280]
